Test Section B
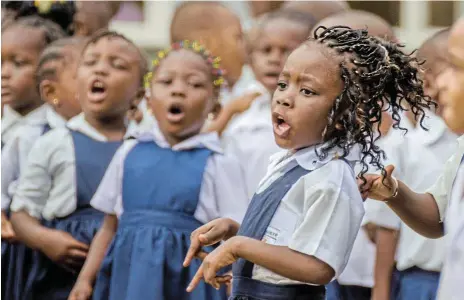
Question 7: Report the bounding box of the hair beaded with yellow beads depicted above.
[33,0,66,13]
[143,40,225,89]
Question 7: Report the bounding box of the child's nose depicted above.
[276,96,293,108]
[1,62,12,79]
[171,80,187,97]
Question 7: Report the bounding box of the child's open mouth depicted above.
[272,112,291,138]
[166,103,185,123]
[88,79,107,103]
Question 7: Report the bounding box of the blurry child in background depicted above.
[1,16,66,147]
[213,10,316,198]
[170,2,250,104]
[69,41,248,300]
[281,0,349,24]
[9,30,147,300]
[72,1,114,37]
[1,16,67,300]
[2,37,85,228]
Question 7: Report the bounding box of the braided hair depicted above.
[309,26,434,181]
[36,37,85,92]
[81,30,149,89]
[1,1,76,34]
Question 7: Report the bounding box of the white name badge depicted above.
[262,226,280,245]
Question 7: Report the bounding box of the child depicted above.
[68,41,249,300]
[72,1,114,37]
[9,30,147,300]
[216,10,316,198]
[1,16,66,147]
[184,26,433,299]
[281,0,349,24]
[359,18,464,300]
[1,37,85,300]
[170,2,248,104]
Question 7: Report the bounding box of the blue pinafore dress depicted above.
[92,141,227,300]
[230,163,326,300]
[31,130,122,300]
[1,124,52,300]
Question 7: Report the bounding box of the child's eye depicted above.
[300,88,315,97]
[112,59,128,70]
[13,58,27,67]
[190,82,205,88]
[156,79,172,85]
[82,59,96,66]
[263,46,272,54]
[277,82,287,90]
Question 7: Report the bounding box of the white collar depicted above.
[2,104,48,133]
[137,125,224,154]
[269,143,361,172]
[458,134,464,149]
[46,106,67,129]
[66,113,110,142]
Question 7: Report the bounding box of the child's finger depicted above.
[384,165,395,179]
[69,248,88,260]
[70,239,89,251]
[184,238,201,267]
[186,264,204,292]
[195,250,209,261]
[215,274,232,285]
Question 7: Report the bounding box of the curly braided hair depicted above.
[310,26,434,181]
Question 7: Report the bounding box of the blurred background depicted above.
[110,1,464,58]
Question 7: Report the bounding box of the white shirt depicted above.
[1,104,48,146]
[427,135,464,222]
[126,98,156,137]
[437,159,464,300]
[222,81,281,199]
[409,112,458,165]
[90,126,249,225]
[219,65,257,106]
[2,107,66,210]
[250,144,365,284]
[10,114,123,220]
[365,128,447,272]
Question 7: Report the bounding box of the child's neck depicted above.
[84,114,127,141]
[14,101,43,117]
[163,130,201,147]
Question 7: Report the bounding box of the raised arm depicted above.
[360,165,444,238]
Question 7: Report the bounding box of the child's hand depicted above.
[228,92,262,114]
[68,279,93,300]
[41,229,89,273]
[187,237,240,292]
[358,165,397,201]
[184,218,240,268]
[1,211,16,242]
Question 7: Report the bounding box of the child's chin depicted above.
[274,136,293,149]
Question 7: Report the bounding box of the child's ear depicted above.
[39,79,58,105]
[131,88,146,107]
[210,102,222,120]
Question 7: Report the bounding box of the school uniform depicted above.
[222,81,281,198]
[1,106,65,300]
[230,144,365,300]
[409,111,458,165]
[1,106,66,211]
[364,126,449,300]
[1,104,48,148]
[90,126,249,300]
[10,113,124,300]
[436,150,464,300]
[426,135,464,300]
